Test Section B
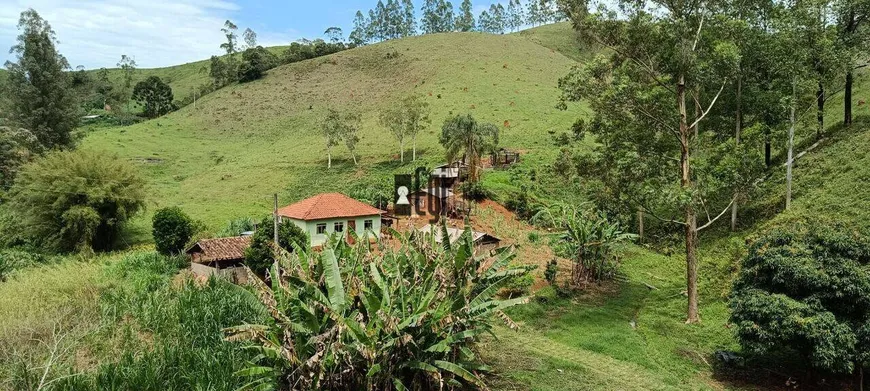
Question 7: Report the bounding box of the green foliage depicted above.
[459,180,492,201]
[440,113,499,182]
[349,180,392,210]
[322,108,362,166]
[456,0,476,31]
[281,40,347,64]
[549,207,636,285]
[238,46,277,82]
[151,207,195,255]
[244,217,309,274]
[729,220,870,374]
[227,225,532,390]
[131,76,175,118]
[0,126,36,189]
[544,258,558,285]
[217,216,256,237]
[3,9,78,150]
[51,252,267,390]
[2,149,145,252]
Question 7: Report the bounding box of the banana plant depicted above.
[225,221,532,391]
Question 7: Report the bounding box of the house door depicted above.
[347,220,356,245]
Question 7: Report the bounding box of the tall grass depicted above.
[50,253,267,391]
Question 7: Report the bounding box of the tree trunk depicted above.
[817,80,824,141]
[352,152,358,165]
[731,77,742,231]
[846,70,854,126]
[679,74,701,324]
[400,139,405,162]
[637,208,644,243]
[786,79,796,210]
[413,136,417,161]
[327,147,332,169]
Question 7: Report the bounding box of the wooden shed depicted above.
[418,224,502,255]
[186,236,252,283]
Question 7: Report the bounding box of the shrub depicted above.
[527,231,541,244]
[152,207,195,255]
[237,46,277,82]
[729,221,870,375]
[227,223,532,390]
[132,76,175,118]
[2,150,146,252]
[244,217,309,274]
[544,258,558,285]
[501,271,535,298]
[217,216,256,237]
[459,181,493,201]
[552,208,636,285]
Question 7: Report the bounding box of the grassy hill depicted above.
[82,27,589,233]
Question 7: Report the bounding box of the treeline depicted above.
[349,0,567,45]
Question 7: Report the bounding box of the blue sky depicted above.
[0,0,502,69]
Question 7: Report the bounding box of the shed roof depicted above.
[412,187,455,199]
[278,192,384,221]
[186,236,252,264]
[418,224,500,244]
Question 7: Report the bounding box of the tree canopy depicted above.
[132,76,175,118]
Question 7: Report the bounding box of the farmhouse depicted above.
[278,192,385,247]
[418,224,502,255]
[186,236,251,283]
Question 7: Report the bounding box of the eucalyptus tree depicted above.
[322,109,343,168]
[507,0,526,31]
[379,97,429,163]
[243,27,257,49]
[559,0,743,323]
[4,9,78,151]
[402,0,417,35]
[457,0,476,31]
[117,54,137,112]
[527,0,544,26]
[350,11,369,45]
[422,0,455,33]
[837,0,870,126]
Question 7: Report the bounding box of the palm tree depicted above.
[439,114,499,182]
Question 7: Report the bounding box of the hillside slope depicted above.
[82,29,589,230]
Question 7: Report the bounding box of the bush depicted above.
[501,271,535,298]
[244,217,309,274]
[2,150,145,252]
[152,207,195,255]
[227,223,532,390]
[544,258,558,285]
[237,46,277,82]
[217,216,256,237]
[132,76,175,118]
[729,220,870,374]
[459,181,493,201]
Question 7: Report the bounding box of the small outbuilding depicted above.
[186,236,252,283]
[410,187,455,217]
[418,224,502,255]
[430,161,469,189]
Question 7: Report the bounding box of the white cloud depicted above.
[0,0,292,69]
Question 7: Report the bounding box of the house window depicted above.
[334,222,344,232]
[364,220,373,230]
[316,223,327,234]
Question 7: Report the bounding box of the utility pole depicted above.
[273,194,279,247]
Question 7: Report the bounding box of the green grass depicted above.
[82,29,588,237]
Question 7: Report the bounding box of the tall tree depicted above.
[322,109,343,169]
[527,0,543,26]
[439,114,499,182]
[350,11,369,45]
[422,0,455,33]
[243,27,258,49]
[220,20,239,55]
[837,0,870,126]
[456,0,476,31]
[132,76,174,118]
[3,9,78,151]
[402,0,417,35]
[507,0,525,32]
[117,54,137,112]
[324,26,344,43]
[342,112,362,165]
[398,95,430,161]
[380,105,408,162]
[559,0,742,323]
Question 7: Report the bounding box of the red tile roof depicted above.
[278,193,384,221]
[186,236,252,264]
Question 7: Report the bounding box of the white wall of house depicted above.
[285,215,381,247]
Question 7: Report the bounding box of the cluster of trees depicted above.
[208,21,280,88]
[321,109,362,168]
[556,0,870,323]
[349,0,566,45]
[1,9,148,254]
